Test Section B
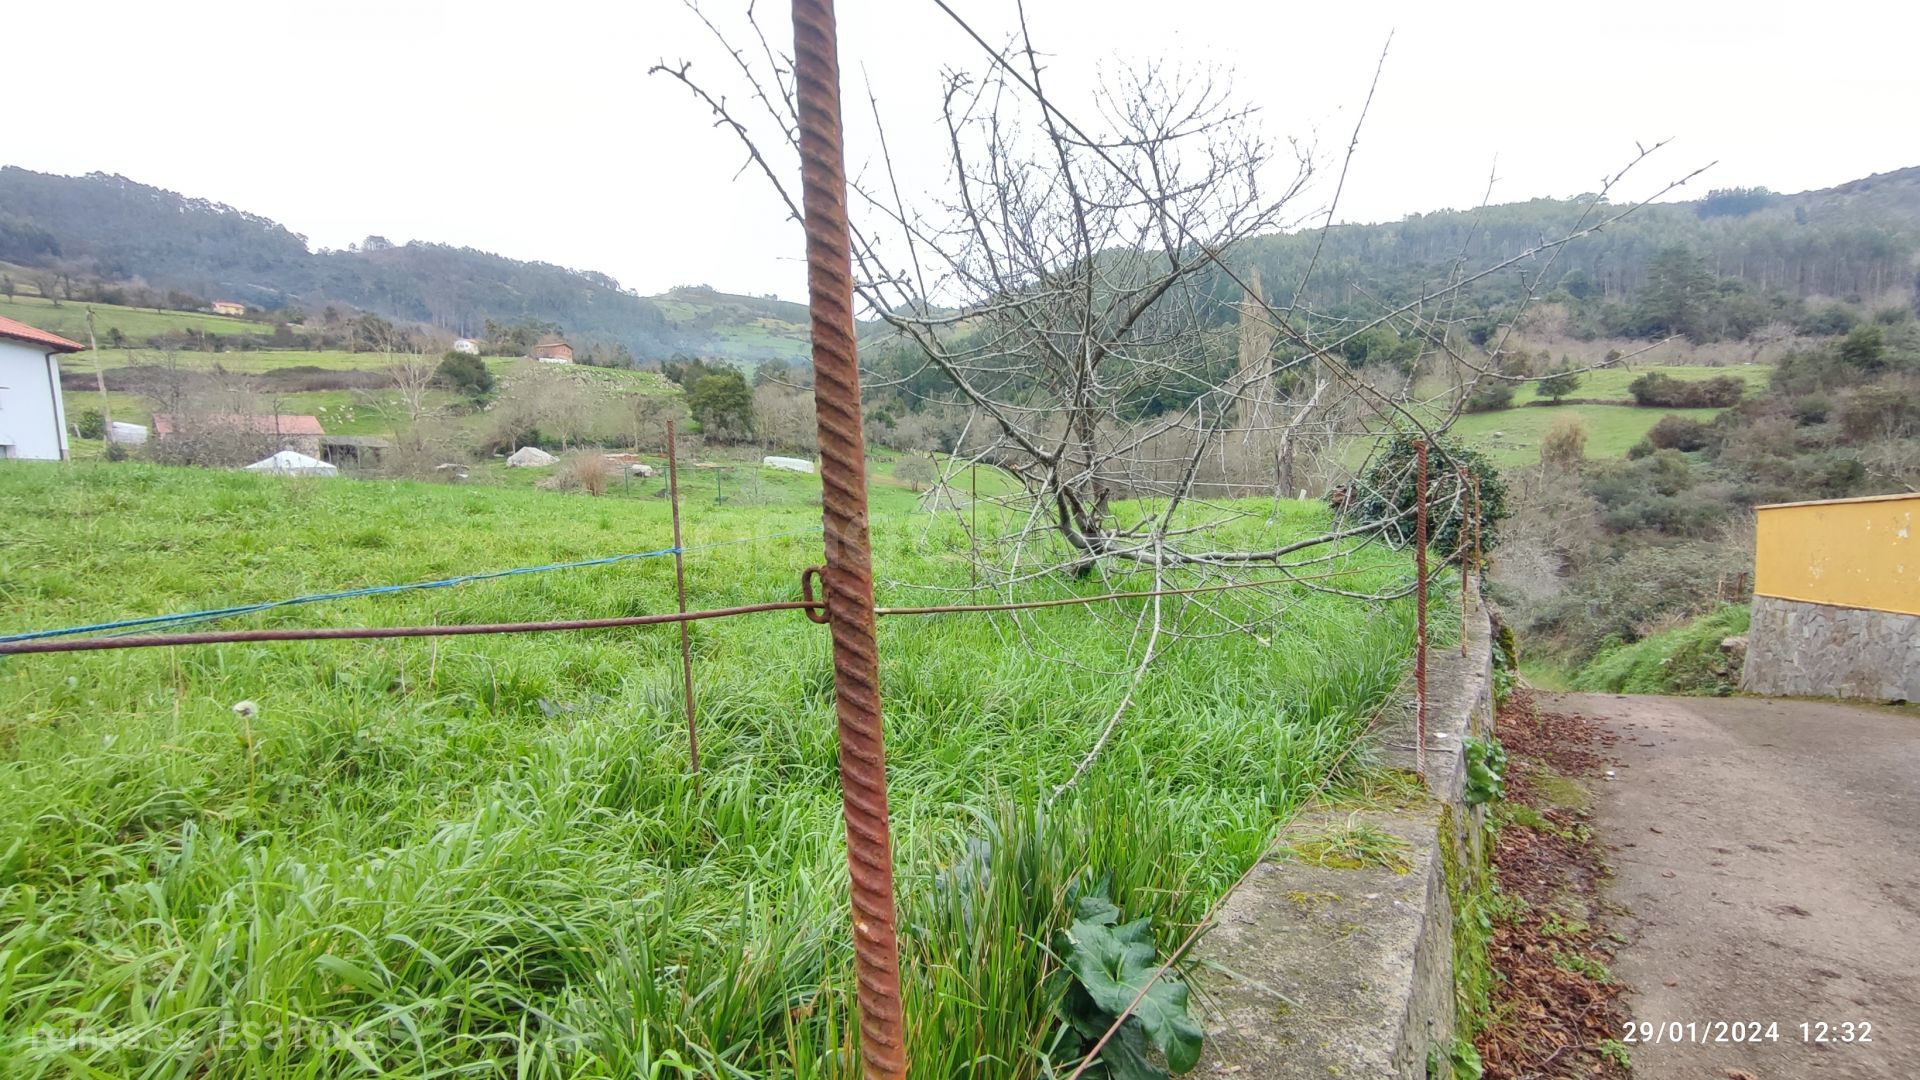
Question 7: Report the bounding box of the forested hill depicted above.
[1226,166,1920,322]
[4,164,1916,364]
[0,168,814,363]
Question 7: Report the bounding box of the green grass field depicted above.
[1507,363,1773,407]
[0,293,284,345]
[0,462,1439,1076]
[1449,404,1727,467]
[60,359,679,446]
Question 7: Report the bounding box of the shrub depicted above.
[688,369,753,441]
[1519,541,1752,664]
[1836,380,1920,442]
[1627,372,1744,408]
[1463,380,1516,413]
[73,408,105,440]
[1540,418,1587,469]
[1349,436,1509,556]
[895,455,937,492]
[435,352,495,398]
[1837,325,1887,373]
[566,452,613,496]
[1797,305,1860,337]
[1537,369,1581,403]
[1788,393,1832,425]
[1645,414,1712,452]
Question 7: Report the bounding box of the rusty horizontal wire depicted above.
[0,602,821,656]
[0,564,1409,658]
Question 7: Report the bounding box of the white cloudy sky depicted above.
[7,1,1916,300]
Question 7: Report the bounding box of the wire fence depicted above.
[4,442,1480,1080]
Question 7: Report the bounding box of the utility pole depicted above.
[86,308,113,440]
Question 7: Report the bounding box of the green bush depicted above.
[1627,372,1744,408]
[1645,414,1712,452]
[73,408,105,440]
[1463,380,1516,413]
[434,352,495,398]
[1349,436,1509,557]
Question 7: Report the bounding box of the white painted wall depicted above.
[0,338,69,460]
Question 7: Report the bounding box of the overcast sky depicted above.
[8,1,1917,301]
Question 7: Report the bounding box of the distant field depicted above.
[61,358,679,445]
[1449,404,1727,466]
[0,293,283,344]
[1507,363,1773,406]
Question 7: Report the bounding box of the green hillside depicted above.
[0,291,280,344]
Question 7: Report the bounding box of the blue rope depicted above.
[1,527,823,644]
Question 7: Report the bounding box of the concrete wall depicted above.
[1745,493,1919,702]
[1194,596,1492,1078]
[1741,594,1920,703]
[0,338,68,460]
[1753,493,1918,616]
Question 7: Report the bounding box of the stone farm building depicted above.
[0,315,83,460]
[532,337,574,363]
[211,300,247,317]
[153,413,326,457]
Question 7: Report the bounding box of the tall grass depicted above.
[0,462,1447,1076]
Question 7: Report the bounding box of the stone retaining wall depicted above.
[1741,594,1920,702]
[1194,597,1493,1078]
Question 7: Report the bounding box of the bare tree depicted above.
[357,348,440,451]
[654,2,1705,606]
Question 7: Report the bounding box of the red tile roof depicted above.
[0,315,85,353]
[153,413,326,436]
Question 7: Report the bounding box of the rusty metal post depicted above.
[667,421,699,775]
[1471,473,1483,599]
[790,1,909,1075]
[1458,466,1469,657]
[970,463,979,591]
[1414,439,1429,781]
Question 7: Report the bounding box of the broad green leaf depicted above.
[1064,917,1204,1073]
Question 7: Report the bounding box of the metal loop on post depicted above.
[800,565,832,624]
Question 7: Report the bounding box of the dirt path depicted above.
[1546,693,1920,1079]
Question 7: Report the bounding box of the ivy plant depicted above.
[1049,876,1203,1079]
[1462,736,1508,806]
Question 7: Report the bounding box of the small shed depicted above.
[243,450,339,476]
[319,435,390,467]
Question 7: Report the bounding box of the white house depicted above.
[0,315,83,461]
[452,338,481,355]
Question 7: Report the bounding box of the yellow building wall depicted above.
[1754,494,1919,616]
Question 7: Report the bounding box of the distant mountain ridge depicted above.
[0,167,815,364]
[3,164,1916,365]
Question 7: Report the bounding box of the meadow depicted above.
[0,462,1441,1077]
[0,293,281,345]
[1448,403,1727,466]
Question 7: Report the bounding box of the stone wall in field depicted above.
[1741,594,1920,703]
[1194,593,1493,1079]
